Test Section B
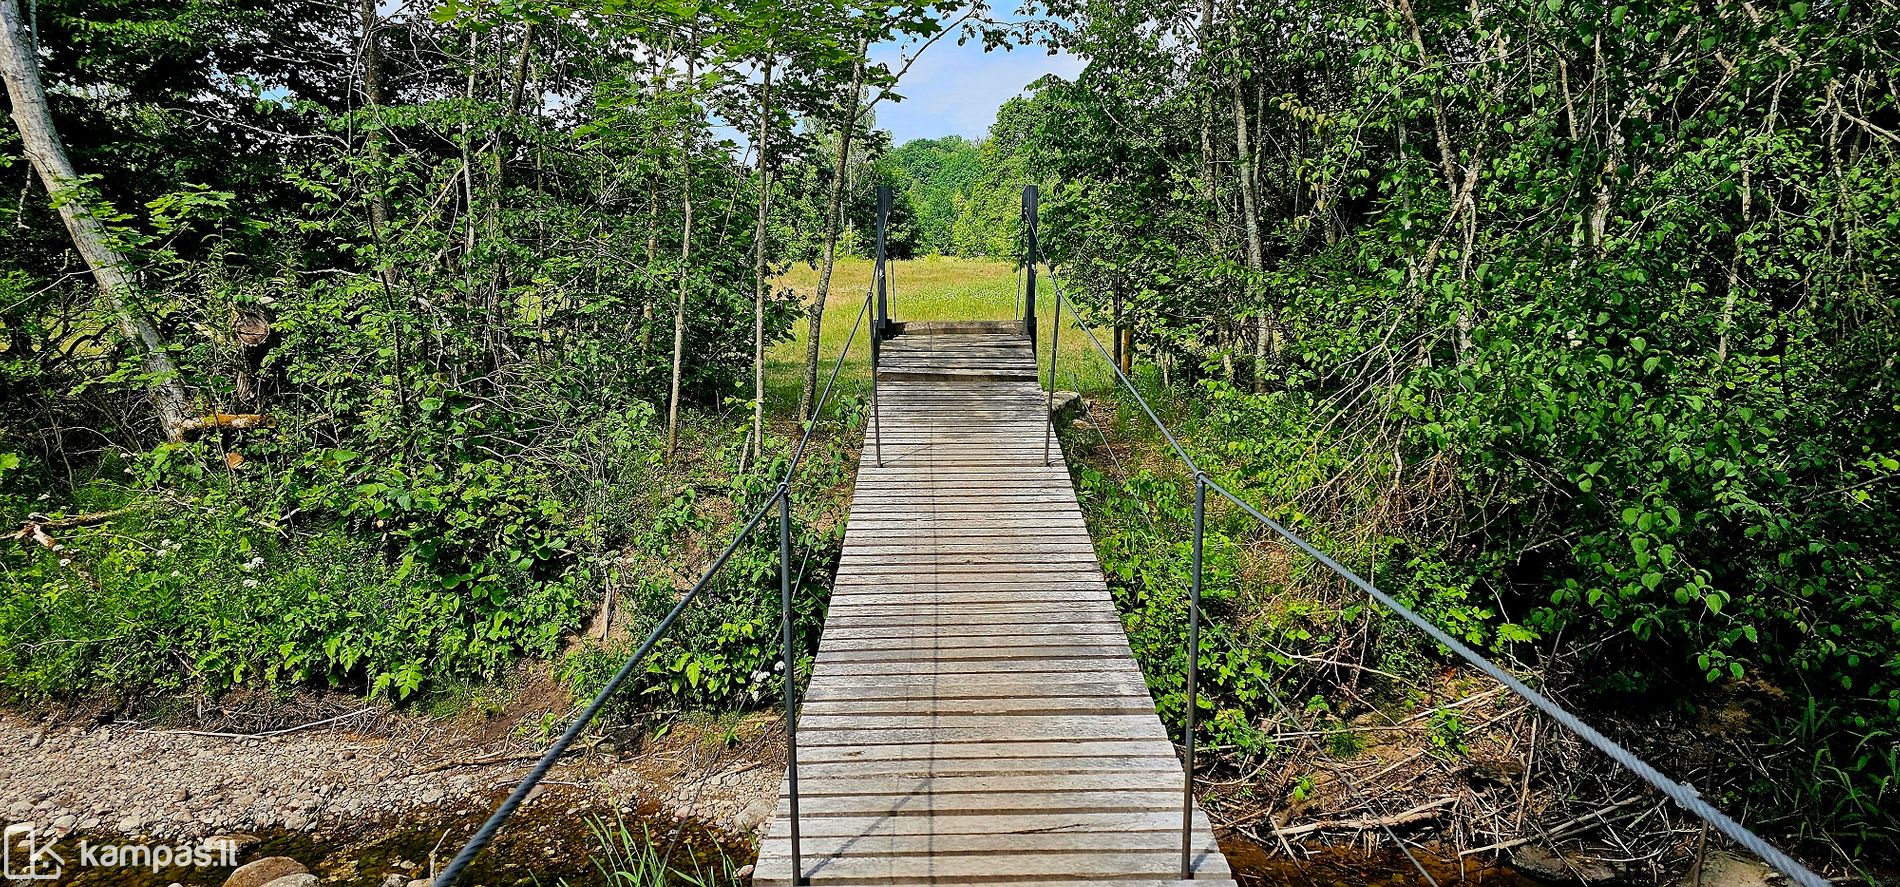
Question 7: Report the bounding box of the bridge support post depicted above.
[1022,184,1038,350]
[869,286,882,466]
[1044,272,1060,466]
[779,484,807,886]
[1182,473,1205,879]
[874,184,891,337]
[872,185,887,466]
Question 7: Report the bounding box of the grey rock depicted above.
[1512,844,1621,884]
[1683,852,1786,887]
[1049,390,1084,421]
[202,833,263,858]
[224,857,309,887]
[259,876,318,887]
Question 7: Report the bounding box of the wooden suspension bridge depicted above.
[752,319,1233,885]
[436,185,1828,887]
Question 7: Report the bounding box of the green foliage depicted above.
[0,402,660,698]
[1078,462,1273,754]
[871,108,1044,260]
[0,0,936,709]
[1033,0,1899,857]
[877,136,984,256]
[558,437,851,717]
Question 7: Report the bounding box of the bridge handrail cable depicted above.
[1041,272,1830,887]
[432,275,881,887]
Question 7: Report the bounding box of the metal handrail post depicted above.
[1022,185,1038,349]
[1044,271,1061,466]
[779,483,806,885]
[869,285,882,466]
[1181,472,1205,879]
[874,184,891,336]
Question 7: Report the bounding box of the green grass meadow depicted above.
[766,256,1115,416]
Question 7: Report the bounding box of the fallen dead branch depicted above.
[1462,795,1651,856]
[176,413,273,436]
[139,706,375,739]
[1271,796,1458,838]
[5,506,140,538]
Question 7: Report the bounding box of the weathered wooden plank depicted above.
[762,808,1223,841]
[790,736,1172,764]
[753,851,1230,884]
[819,625,1128,643]
[799,681,1155,705]
[757,331,1230,887]
[790,755,1182,779]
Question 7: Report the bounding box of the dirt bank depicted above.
[1,690,782,885]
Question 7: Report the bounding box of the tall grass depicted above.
[568,817,735,887]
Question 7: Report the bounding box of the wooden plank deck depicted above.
[753,330,1235,886]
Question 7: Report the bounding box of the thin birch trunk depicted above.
[665,49,697,456]
[751,56,775,459]
[0,0,190,440]
[798,42,866,422]
[1228,17,1270,389]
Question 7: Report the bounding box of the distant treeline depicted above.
[860,128,1035,259]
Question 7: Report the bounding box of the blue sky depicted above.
[868,33,1083,145]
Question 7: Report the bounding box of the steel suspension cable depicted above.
[1042,273,1830,887]
[434,276,876,887]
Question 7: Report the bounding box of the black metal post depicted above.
[869,287,882,467]
[1022,185,1038,350]
[779,484,806,885]
[1181,473,1205,879]
[874,184,891,337]
[1044,270,1060,466]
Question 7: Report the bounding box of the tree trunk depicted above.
[1717,160,1752,364]
[0,0,191,441]
[665,49,698,455]
[638,50,669,354]
[360,0,393,238]
[1231,64,1270,389]
[1198,0,1218,218]
[1396,0,1461,200]
[751,55,775,461]
[798,43,867,422]
[358,0,411,418]
[487,22,536,352]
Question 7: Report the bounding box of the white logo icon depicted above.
[3,822,65,880]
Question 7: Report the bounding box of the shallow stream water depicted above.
[38,801,1552,887]
[44,802,745,887]
[1220,833,1558,887]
